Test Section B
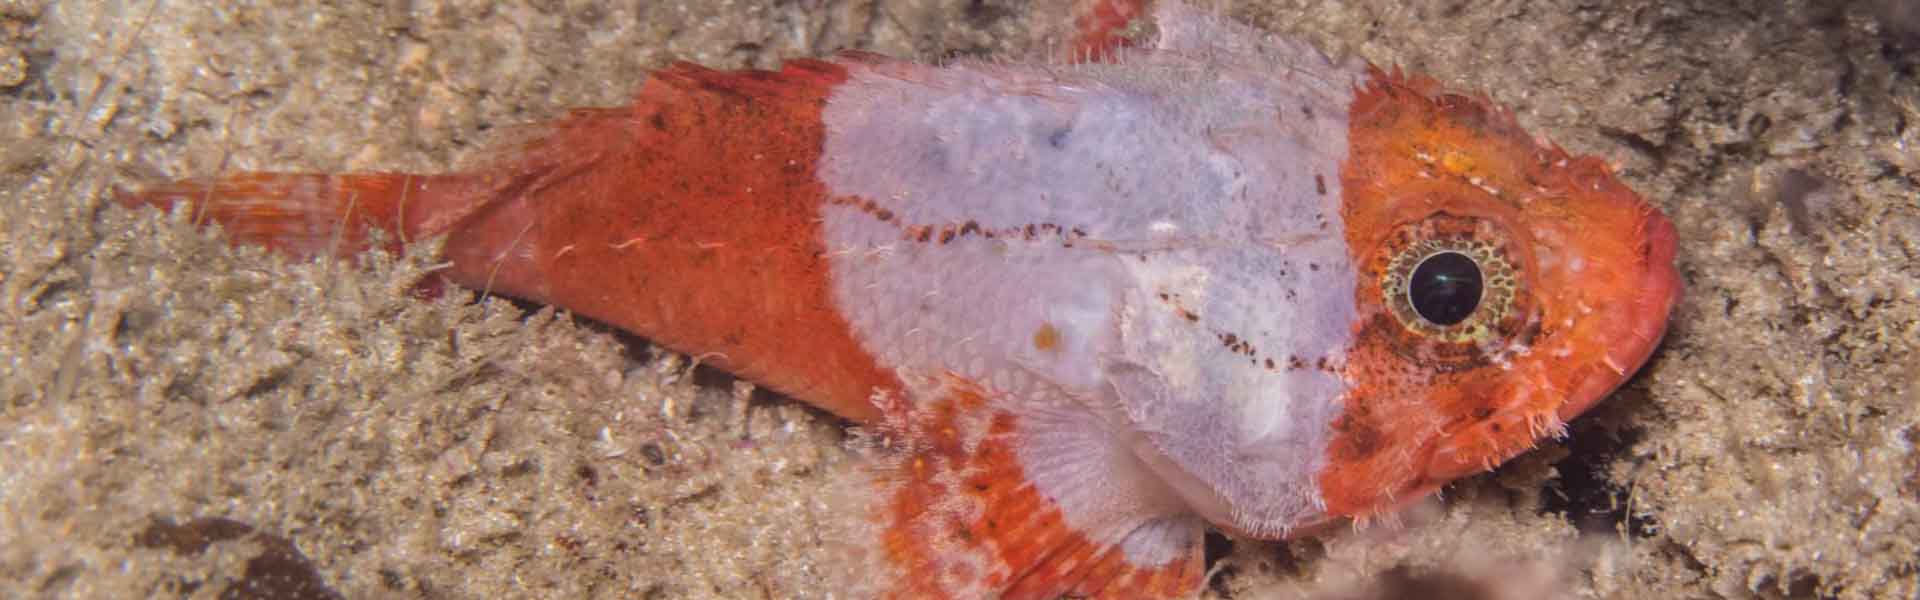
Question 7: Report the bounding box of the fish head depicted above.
[1100,64,1680,538]
[1317,67,1683,520]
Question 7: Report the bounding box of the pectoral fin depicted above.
[868,376,1205,599]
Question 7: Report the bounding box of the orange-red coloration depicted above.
[877,380,1202,599]
[126,172,468,259]
[497,60,899,423]
[1069,0,1151,61]
[1322,66,1681,518]
[121,60,900,423]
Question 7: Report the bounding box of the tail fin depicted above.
[117,172,465,259]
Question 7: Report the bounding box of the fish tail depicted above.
[117,171,466,260]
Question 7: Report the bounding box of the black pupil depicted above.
[1408,251,1483,326]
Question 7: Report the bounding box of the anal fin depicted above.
[872,376,1204,599]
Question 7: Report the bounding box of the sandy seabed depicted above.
[3,1,1917,598]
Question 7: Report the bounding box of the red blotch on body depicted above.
[121,59,901,423]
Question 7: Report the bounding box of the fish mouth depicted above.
[1417,205,1681,485]
[1556,207,1682,423]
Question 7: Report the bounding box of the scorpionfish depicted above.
[121,1,1682,597]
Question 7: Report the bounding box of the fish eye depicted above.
[1407,251,1482,326]
[1376,214,1522,345]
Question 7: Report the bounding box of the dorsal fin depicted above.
[1068,0,1154,62]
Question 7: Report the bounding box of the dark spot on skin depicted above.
[1213,332,1255,356]
[1301,104,1314,118]
[874,208,894,222]
[939,229,956,244]
[1471,406,1495,420]
[916,227,933,243]
[1217,333,1255,356]
[1048,127,1070,148]
[959,220,981,237]
[648,112,667,130]
[1264,358,1276,369]
[1315,174,1327,196]
[1334,416,1381,460]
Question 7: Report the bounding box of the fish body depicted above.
[122,2,1681,597]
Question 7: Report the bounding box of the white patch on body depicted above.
[819,3,1367,541]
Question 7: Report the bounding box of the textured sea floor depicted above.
[3,1,1918,598]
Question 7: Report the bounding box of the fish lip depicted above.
[1415,206,1682,485]
[1556,206,1683,423]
